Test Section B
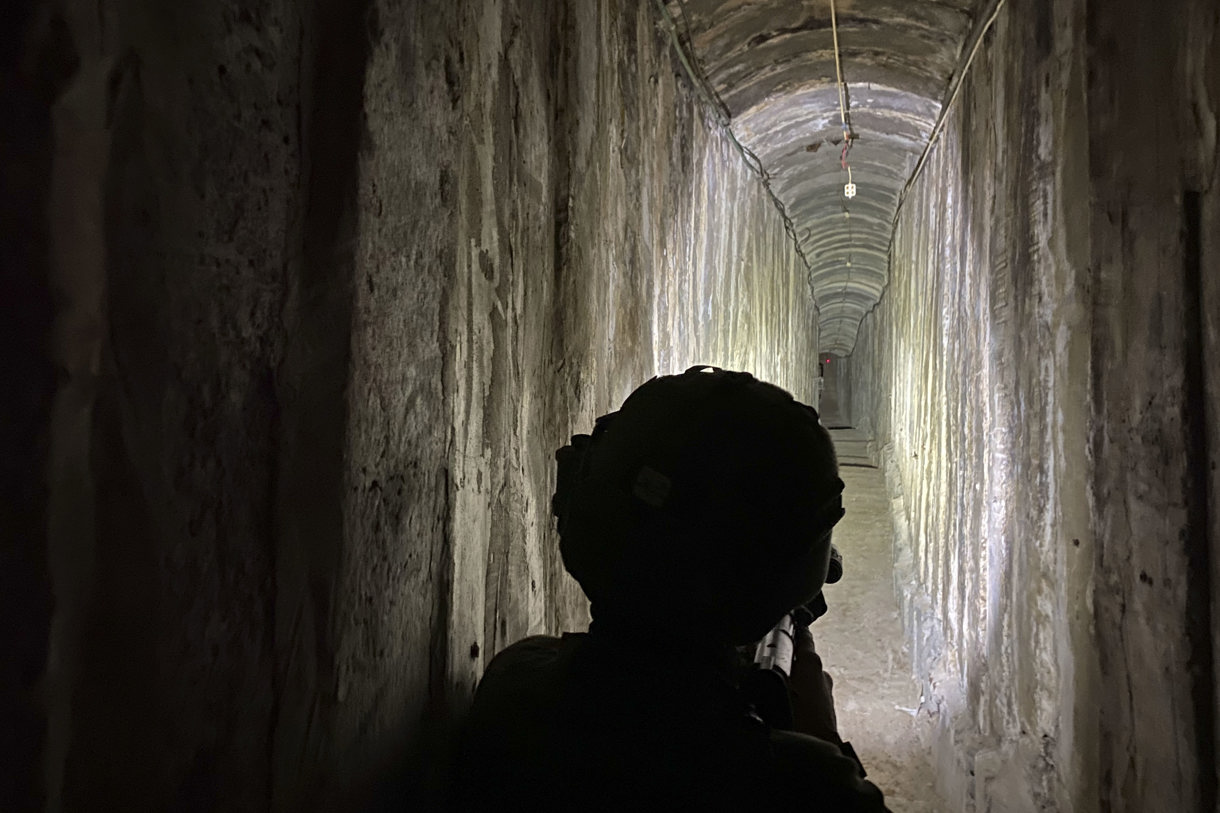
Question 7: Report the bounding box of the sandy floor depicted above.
[812,462,948,812]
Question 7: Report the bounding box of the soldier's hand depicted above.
[788,622,841,744]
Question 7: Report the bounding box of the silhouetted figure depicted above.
[454,367,889,811]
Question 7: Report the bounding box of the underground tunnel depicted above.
[4,0,1219,810]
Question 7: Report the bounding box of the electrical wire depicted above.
[830,0,856,324]
[830,8,854,187]
[830,0,853,172]
[855,0,1007,330]
[831,0,847,129]
[893,0,1007,224]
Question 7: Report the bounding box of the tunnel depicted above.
[4,0,1219,810]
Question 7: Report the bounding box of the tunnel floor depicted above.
[817,432,946,811]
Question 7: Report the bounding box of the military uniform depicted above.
[455,631,889,812]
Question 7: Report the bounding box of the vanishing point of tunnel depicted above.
[4,0,1219,811]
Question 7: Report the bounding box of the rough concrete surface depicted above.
[6,0,1218,810]
[1086,1,1219,809]
[15,0,818,808]
[844,1,1219,811]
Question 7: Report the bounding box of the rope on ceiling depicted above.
[830,0,857,329]
[830,0,855,190]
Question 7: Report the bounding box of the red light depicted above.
[825,358,830,363]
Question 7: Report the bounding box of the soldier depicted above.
[454,367,889,811]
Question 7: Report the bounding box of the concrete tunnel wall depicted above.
[842,1,1220,811]
[7,0,820,808]
[8,0,1220,811]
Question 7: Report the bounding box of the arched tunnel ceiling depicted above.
[666,0,981,355]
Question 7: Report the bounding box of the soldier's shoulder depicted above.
[476,633,589,698]
[768,730,892,812]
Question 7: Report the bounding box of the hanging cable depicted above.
[831,0,848,136]
[892,0,1006,224]
[830,0,857,328]
[855,0,1007,330]
[830,0,856,199]
[830,0,852,168]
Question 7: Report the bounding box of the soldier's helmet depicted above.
[552,366,845,645]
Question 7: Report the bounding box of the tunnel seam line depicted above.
[893,0,1007,227]
[652,0,821,313]
[850,0,1007,343]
